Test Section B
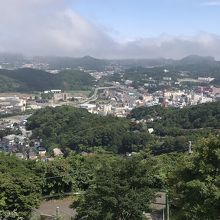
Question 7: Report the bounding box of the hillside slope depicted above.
[0,68,95,92]
[129,102,220,133]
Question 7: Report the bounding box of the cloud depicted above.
[116,33,220,59]
[0,0,117,57]
[0,0,220,59]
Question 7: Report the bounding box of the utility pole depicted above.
[56,206,60,219]
[188,141,193,154]
[162,208,165,220]
[166,193,170,220]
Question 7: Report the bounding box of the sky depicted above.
[0,0,220,59]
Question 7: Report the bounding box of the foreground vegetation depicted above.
[1,102,220,219]
[1,135,220,219]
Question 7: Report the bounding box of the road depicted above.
[78,86,116,105]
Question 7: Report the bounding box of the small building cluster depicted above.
[0,96,26,115]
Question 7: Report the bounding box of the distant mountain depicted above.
[32,55,220,69]
[33,56,108,71]
[119,55,217,67]
[122,54,220,86]
[1,52,220,70]
[178,55,216,65]
[110,58,172,68]
[171,55,220,80]
[0,68,95,92]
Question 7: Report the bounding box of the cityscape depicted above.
[1,0,220,220]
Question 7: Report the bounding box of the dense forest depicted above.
[26,106,153,154]
[128,102,220,154]
[129,102,220,133]
[0,68,95,92]
[26,103,220,156]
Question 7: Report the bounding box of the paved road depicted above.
[78,86,116,105]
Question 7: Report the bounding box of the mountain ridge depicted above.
[1,53,219,69]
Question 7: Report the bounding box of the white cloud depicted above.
[0,0,117,57]
[117,33,220,59]
[0,0,220,59]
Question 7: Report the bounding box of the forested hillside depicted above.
[26,106,152,153]
[0,74,25,92]
[26,102,220,155]
[55,70,95,91]
[0,68,95,92]
[127,102,220,154]
[129,102,220,134]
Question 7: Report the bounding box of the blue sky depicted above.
[0,0,220,58]
[72,0,220,40]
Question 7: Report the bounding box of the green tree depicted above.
[0,154,42,219]
[39,158,73,196]
[170,136,220,219]
[72,155,160,220]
